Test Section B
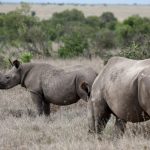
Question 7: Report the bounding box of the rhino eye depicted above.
[6,76,10,80]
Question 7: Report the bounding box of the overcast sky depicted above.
[1,0,150,4]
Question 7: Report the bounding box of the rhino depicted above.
[0,60,97,116]
[86,57,150,136]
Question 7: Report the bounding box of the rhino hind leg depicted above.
[93,98,111,134]
[96,112,111,134]
[114,118,127,137]
[43,101,50,116]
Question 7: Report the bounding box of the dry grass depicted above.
[0,4,150,21]
[0,58,150,150]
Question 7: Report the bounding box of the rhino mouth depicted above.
[0,82,7,89]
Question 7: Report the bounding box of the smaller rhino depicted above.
[0,60,97,116]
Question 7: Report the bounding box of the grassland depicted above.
[0,2,150,149]
[0,58,150,150]
[0,4,150,21]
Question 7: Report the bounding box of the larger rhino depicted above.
[87,57,150,136]
[0,60,97,116]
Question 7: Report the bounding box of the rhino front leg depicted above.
[93,98,111,135]
[114,117,127,137]
[30,92,43,116]
[43,101,50,116]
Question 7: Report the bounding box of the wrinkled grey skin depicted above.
[0,60,97,116]
[88,57,150,136]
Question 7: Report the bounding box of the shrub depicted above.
[58,32,88,58]
[20,51,33,63]
[85,16,100,27]
[49,9,85,40]
[117,15,150,47]
[0,7,150,60]
[31,11,36,17]
[94,28,116,50]
[40,20,57,41]
[52,9,85,24]
[119,35,150,59]
[115,23,133,46]
[21,26,51,56]
[99,12,117,30]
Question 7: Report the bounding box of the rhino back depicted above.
[23,63,58,91]
[63,65,97,89]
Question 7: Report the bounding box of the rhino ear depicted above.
[13,60,20,69]
[80,81,90,97]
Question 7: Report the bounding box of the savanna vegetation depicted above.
[0,3,150,149]
[0,3,150,67]
[1,58,150,150]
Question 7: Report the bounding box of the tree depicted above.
[58,32,88,58]
[93,29,116,54]
[116,15,150,47]
[99,12,117,30]
[52,9,85,24]
[85,16,100,27]
[119,35,150,60]
[21,26,52,56]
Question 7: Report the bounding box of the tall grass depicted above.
[0,58,150,150]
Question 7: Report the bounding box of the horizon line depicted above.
[1,2,150,5]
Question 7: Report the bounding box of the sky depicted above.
[1,0,150,4]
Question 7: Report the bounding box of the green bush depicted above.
[0,6,150,61]
[48,9,85,40]
[85,16,100,27]
[20,51,33,63]
[58,32,88,58]
[116,15,150,47]
[21,25,52,56]
[0,3,39,51]
[52,9,85,24]
[99,12,117,30]
[119,35,150,59]
[115,23,133,46]
[94,28,116,51]
[40,20,57,41]
[31,11,36,17]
